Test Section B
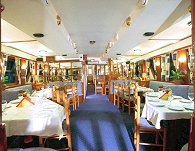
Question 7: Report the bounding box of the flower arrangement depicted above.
[159,88,172,100]
[22,89,31,98]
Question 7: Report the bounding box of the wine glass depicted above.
[188,92,194,102]
[168,95,173,106]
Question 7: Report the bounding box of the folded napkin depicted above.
[159,89,172,100]
[16,97,35,107]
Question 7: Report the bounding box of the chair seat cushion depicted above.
[140,117,155,129]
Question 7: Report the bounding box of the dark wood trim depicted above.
[189,0,195,151]
[0,124,7,151]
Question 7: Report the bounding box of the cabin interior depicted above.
[1,0,195,151]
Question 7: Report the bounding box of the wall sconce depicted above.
[178,56,186,63]
[21,65,27,69]
[56,15,61,25]
[155,61,160,66]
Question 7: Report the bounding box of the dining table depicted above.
[141,92,193,150]
[2,95,65,138]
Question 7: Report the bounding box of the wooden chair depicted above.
[39,91,72,151]
[94,78,102,95]
[113,82,119,106]
[52,85,59,102]
[104,81,109,95]
[134,87,167,151]
[56,86,66,106]
[122,83,131,115]
[65,83,78,110]
[117,82,124,109]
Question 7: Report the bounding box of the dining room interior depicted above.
[1,0,195,151]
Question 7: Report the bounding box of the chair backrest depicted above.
[52,85,60,101]
[56,86,65,104]
[63,91,72,150]
[134,86,140,151]
[123,83,130,98]
[118,82,124,96]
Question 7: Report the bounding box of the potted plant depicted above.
[170,69,184,85]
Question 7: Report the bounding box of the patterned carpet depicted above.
[70,85,134,151]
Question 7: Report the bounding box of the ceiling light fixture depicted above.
[126,16,131,26]
[1,4,5,12]
[89,41,96,44]
[56,15,61,25]
[187,21,192,26]
[116,53,121,56]
[143,32,154,36]
[141,0,148,5]
[33,33,44,38]
[39,50,47,53]
[62,54,67,56]
[134,49,141,52]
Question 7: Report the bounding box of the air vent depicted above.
[62,54,67,56]
[33,33,44,38]
[143,32,154,37]
[116,53,121,55]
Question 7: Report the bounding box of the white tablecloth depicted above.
[138,86,154,93]
[2,97,65,137]
[141,92,193,129]
[32,88,52,99]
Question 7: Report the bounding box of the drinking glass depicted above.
[168,95,173,106]
[188,92,194,102]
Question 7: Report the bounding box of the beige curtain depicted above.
[1,54,8,82]
[15,57,21,84]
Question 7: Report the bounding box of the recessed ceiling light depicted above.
[116,53,121,55]
[39,50,47,53]
[33,33,44,38]
[143,32,154,36]
[187,21,192,26]
[134,49,141,52]
[89,41,96,44]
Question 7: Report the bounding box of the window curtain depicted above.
[15,57,21,84]
[1,54,8,82]
[169,53,176,79]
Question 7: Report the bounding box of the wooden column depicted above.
[189,0,195,151]
[0,23,7,151]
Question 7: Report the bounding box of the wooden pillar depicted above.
[189,0,195,151]
[0,16,7,151]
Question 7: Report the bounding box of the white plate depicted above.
[183,104,194,110]
[147,93,159,97]
[148,98,160,102]
[179,99,192,103]
[10,99,21,104]
[149,102,165,107]
[168,105,185,111]
[173,96,182,99]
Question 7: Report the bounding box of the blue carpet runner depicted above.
[70,86,134,151]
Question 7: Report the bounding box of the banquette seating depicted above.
[2,85,33,103]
